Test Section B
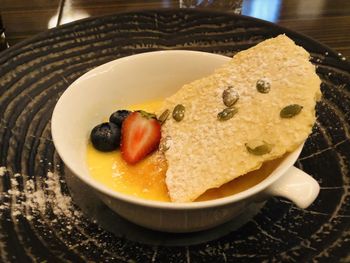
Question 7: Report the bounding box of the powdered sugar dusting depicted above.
[0,166,81,222]
[162,35,322,202]
[46,171,77,217]
[0,167,6,176]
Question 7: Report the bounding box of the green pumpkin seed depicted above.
[256,78,271,93]
[159,136,171,152]
[222,86,239,107]
[280,104,303,118]
[217,107,238,121]
[158,109,170,125]
[172,104,185,122]
[245,140,272,155]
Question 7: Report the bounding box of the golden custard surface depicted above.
[87,101,282,202]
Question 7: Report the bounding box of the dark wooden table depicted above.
[1,0,350,58]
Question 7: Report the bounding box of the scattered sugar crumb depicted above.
[0,168,82,227]
[10,178,18,186]
[12,211,21,216]
[0,205,8,210]
[8,189,20,195]
[0,166,7,176]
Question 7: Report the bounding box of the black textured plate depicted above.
[0,9,350,262]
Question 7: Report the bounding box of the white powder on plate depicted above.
[0,166,81,224]
[0,167,6,176]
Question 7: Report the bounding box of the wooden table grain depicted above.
[1,0,349,58]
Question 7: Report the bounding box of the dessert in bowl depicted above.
[52,35,320,233]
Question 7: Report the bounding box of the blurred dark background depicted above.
[0,15,9,50]
[0,0,349,57]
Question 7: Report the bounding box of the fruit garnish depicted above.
[245,140,273,155]
[90,122,121,151]
[280,104,303,118]
[217,107,238,121]
[222,86,239,107]
[256,78,271,94]
[157,109,170,125]
[121,111,161,164]
[109,110,132,127]
[172,104,185,122]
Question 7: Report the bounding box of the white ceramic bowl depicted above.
[51,50,320,233]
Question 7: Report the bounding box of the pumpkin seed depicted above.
[245,140,272,155]
[158,109,170,125]
[280,104,303,118]
[256,78,271,93]
[217,107,238,121]
[159,136,172,152]
[172,104,185,122]
[222,86,239,107]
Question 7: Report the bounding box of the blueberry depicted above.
[90,122,121,151]
[109,110,131,127]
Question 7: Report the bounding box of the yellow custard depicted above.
[87,101,283,202]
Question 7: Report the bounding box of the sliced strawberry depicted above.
[121,111,161,164]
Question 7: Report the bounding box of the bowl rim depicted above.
[51,50,302,210]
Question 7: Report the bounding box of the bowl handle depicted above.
[265,166,320,209]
